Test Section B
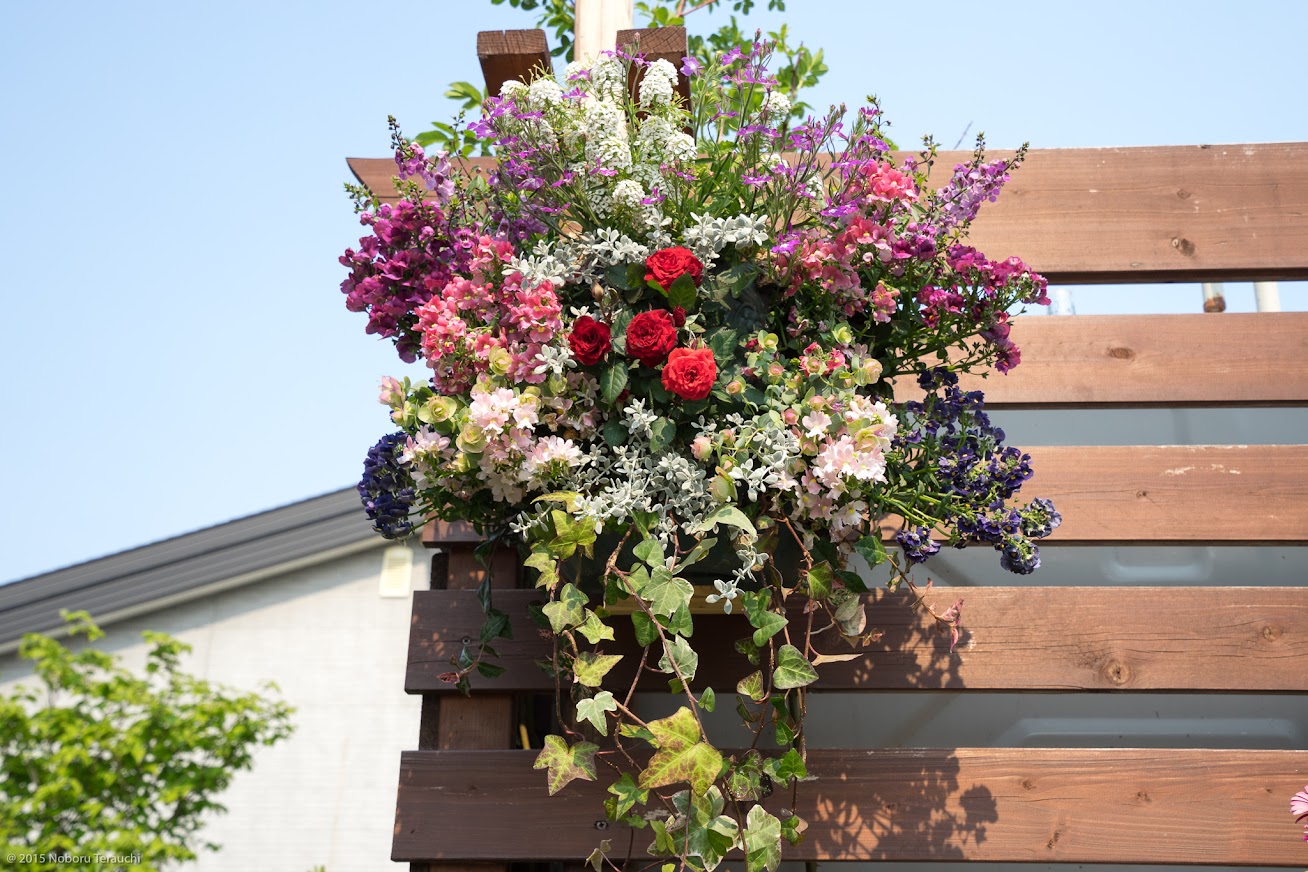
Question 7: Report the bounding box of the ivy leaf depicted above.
[781,814,807,846]
[631,611,659,647]
[479,609,511,644]
[699,687,716,713]
[533,734,598,796]
[692,505,756,536]
[542,583,587,633]
[618,721,658,747]
[805,563,835,600]
[658,635,699,683]
[576,690,618,734]
[764,748,808,785]
[854,534,888,567]
[606,772,649,819]
[676,537,717,571]
[525,547,558,591]
[750,611,788,647]
[837,568,870,593]
[736,670,767,703]
[649,417,676,454]
[685,788,737,871]
[577,610,616,644]
[640,707,723,797]
[573,652,623,687]
[600,363,629,404]
[586,839,613,872]
[743,805,783,872]
[548,510,598,559]
[727,750,767,801]
[772,644,818,690]
[641,568,694,618]
[633,537,665,567]
[830,589,867,636]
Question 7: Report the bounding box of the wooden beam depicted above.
[477,29,551,97]
[920,312,1308,408]
[394,747,1308,864]
[616,26,691,108]
[407,586,1308,694]
[348,143,1308,283]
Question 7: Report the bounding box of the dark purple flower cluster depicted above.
[358,433,417,539]
[896,526,941,564]
[898,369,1060,574]
[339,195,475,363]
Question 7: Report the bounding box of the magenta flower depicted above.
[679,55,701,78]
[1292,785,1308,840]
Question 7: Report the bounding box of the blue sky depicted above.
[1,0,1304,583]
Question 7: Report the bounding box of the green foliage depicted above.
[534,734,599,795]
[0,612,294,871]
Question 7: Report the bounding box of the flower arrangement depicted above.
[343,39,1059,872]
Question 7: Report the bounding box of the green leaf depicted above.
[603,417,628,446]
[631,611,659,647]
[606,772,649,819]
[548,510,598,559]
[606,264,633,290]
[649,417,676,454]
[750,611,788,647]
[533,734,598,796]
[543,583,587,633]
[577,610,616,644]
[676,537,718,571]
[668,273,698,310]
[534,490,581,512]
[772,644,818,690]
[586,838,613,872]
[525,547,558,590]
[640,707,723,796]
[476,660,507,678]
[854,534,888,567]
[691,505,756,536]
[658,635,699,682]
[743,805,783,872]
[699,686,716,713]
[764,748,808,784]
[726,750,767,801]
[734,635,762,665]
[830,589,867,636]
[781,814,807,846]
[633,537,665,567]
[736,670,767,703]
[573,652,623,687]
[576,691,618,734]
[836,568,870,593]
[479,609,511,644]
[640,568,694,618]
[706,328,740,362]
[600,363,629,404]
[805,563,835,600]
[618,722,658,746]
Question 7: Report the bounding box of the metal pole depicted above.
[574,0,634,63]
[1202,283,1226,313]
[1254,282,1282,312]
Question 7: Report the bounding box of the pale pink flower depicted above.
[1292,785,1308,841]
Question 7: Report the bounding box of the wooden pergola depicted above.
[348,26,1308,870]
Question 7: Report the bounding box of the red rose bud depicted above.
[625,309,679,367]
[645,246,704,293]
[662,347,718,401]
[672,306,687,327]
[568,315,612,365]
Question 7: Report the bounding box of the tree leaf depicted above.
[573,652,623,687]
[772,644,818,690]
[576,691,618,734]
[533,734,598,796]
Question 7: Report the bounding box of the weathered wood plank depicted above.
[393,748,1308,864]
[1032,444,1308,543]
[477,29,551,98]
[927,312,1308,408]
[349,143,1308,282]
[407,586,1308,693]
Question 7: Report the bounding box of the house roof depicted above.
[0,488,384,653]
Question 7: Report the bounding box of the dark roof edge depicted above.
[0,487,391,652]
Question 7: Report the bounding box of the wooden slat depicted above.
[348,143,1308,283]
[616,26,691,108]
[477,29,551,97]
[911,312,1308,408]
[393,747,1308,864]
[407,587,1308,693]
[1032,444,1308,543]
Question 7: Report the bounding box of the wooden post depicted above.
[477,29,552,97]
[574,0,633,64]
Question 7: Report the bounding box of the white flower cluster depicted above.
[638,59,679,108]
[681,213,771,262]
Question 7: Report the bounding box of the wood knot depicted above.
[1020,778,1037,791]
[1171,237,1197,257]
[1136,790,1152,803]
[1135,489,1149,499]
[1103,659,1132,686]
[1047,828,1062,850]
[1262,625,1283,642]
[1108,346,1135,361]
[1176,189,1192,200]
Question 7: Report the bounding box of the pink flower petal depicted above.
[1291,785,1308,821]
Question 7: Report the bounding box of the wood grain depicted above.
[406,587,1308,693]
[477,29,551,98]
[349,143,1308,283]
[913,312,1308,408]
[393,747,1308,864]
[616,26,691,108]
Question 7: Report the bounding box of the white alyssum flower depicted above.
[638,58,679,108]
[760,90,791,118]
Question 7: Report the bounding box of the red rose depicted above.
[568,315,611,365]
[662,347,718,401]
[645,246,704,293]
[625,310,678,367]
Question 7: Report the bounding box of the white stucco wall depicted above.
[0,540,427,872]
